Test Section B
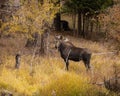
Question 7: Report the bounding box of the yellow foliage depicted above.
[1,0,60,36]
[99,3,120,45]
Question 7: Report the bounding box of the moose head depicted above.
[54,35,69,49]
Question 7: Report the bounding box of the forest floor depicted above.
[0,32,119,96]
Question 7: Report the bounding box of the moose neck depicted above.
[58,42,66,52]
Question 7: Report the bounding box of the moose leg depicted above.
[87,60,91,70]
[83,54,91,71]
[66,61,69,71]
[83,59,91,71]
[64,59,69,71]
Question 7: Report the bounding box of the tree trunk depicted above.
[77,11,82,36]
[15,54,21,69]
[85,16,90,38]
[82,14,85,38]
[54,13,61,31]
[90,21,94,39]
[72,14,76,36]
[39,30,49,55]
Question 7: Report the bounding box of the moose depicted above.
[55,35,92,71]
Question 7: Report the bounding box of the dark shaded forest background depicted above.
[0,0,120,42]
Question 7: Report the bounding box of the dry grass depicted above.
[0,33,119,96]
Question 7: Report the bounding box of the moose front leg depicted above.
[66,61,69,71]
[63,59,69,71]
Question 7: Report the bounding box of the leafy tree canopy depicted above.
[62,0,113,14]
[1,0,60,37]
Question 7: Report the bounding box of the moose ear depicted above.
[55,35,58,40]
[55,35,64,40]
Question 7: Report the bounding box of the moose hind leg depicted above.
[83,59,91,71]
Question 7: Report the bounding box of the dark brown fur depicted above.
[57,41,91,71]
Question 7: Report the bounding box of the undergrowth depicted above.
[0,35,119,96]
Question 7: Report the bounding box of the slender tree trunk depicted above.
[15,54,21,69]
[39,30,49,55]
[82,14,85,38]
[90,20,93,39]
[85,16,89,38]
[96,17,101,38]
[77,11,82,36]
[72,13,76,36]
